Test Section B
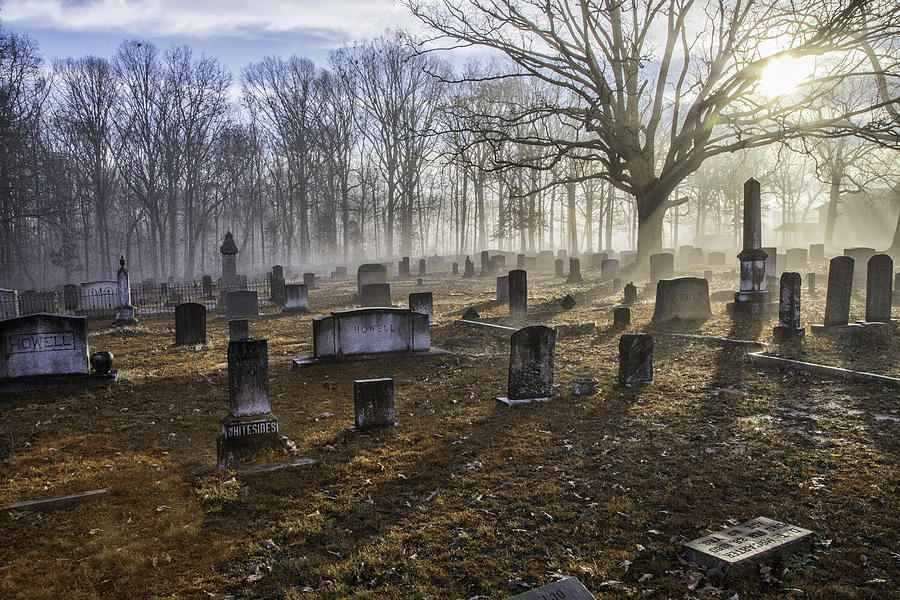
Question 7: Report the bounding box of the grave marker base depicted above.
[810,322,890,343]
[292,347,452,368]
[0,372,117,394]
[495,396,551,407]
[217,414,283,470]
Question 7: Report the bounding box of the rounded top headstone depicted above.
[220,232,239,256]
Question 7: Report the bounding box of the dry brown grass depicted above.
[0,267,897,599]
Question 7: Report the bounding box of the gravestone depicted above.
[509,269,527,317]
[63,284,78,311]
[560,294,576,310]
[786,248,808,270]
[0,314,89,379]
[865,254,893,323]
[202,275,214,299]
[461,307,480,320]
[217,338,279,469]
[618,333,653,387]
[516,254,525,269]
[590,252,607,270]
[623,282,637,305]
[572,379,598,397]
[807,272,816,296]
[480,250,494,277]
[270,265,286,306]
[360,283,392,307]
[225,290,259,318]
[649,253,675,284]
[613,306,631,328]
[283,284,309,313]
[175,302,207,345]
[418,258,426,277]
[335,266,347,279]
[357,263,387,296]
[524,256,537,270]
[557,249,567,260]
[303,272,316,290]
[220,232,239,286]
[496,325,555,406]
[809,243,825,263]
[308,308,432,363]
[728,178,774,314]
[463,256,476,278]
[823,256,854,327]
[651,278,712,323]
[496,275,510,302]
[409,292,434,324]
[683,517,813,580]
[492,255,506,269]
[399,257,410,278]
[503,577,596,600]
[708,251,726,266]
[229,319,249,341]
[452,262,459,275]
[113,256,138,326]
[600,259,619,280]
[566,257,582,283]
[555,258,565,278]
[678,245,694,262]
[352,378,395,430]
[773,272,804,341]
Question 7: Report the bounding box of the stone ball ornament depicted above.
[90,350,114,375]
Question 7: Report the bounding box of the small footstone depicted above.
[560,294,576,310]
[504,577,596,600]
[572,378,598,396]
[683,517,814,580]
[462,307,480,320]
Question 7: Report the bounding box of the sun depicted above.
[758,54,818,98]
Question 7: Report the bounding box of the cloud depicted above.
[1,0,418,42]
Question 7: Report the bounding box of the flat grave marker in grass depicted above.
[504,577,596,600]
[682,517,814,580]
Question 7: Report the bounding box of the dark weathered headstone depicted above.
[358,263,387,296]
[175,302,207,345]
[353,378,395,430]
[623,282,637,305]
[650,253,675,284]
[555,258,565,278]
[503,577,596,600]
[409,292,434,324]
[516,254,525,269]
[418,258,426,277]
[61,284,78,312]
[613,306,631,328]
[452,262,459,275]
[461,307,480,320]
[651,277,711,323]
[360,283,392,307]
[497,325,555,406]
[220,231,239,285]
[560,294,576,310]
[618,333,652,387]
[302,272,316,290]
[270,265,286,306]
[217,338,279,469]
[773,272,804,342]
[865,253,893,323]
[823,256,854,328]
[496,275,510,302]
[228,319,249,341]
[600,259,619,280]
[480,250,494,277]
[509,269,527,316]
[283,284,309,313]
[566,257,582,283]
[202,275,214,299]
[399,257,410,278]
[225,290,259,318]
[683,517,813,581]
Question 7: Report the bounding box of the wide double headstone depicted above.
[408,292,434,324]
[773,272,804,341]
[353,378,395,430]
[865,254,893,323]
[0,314,90,380]
[651,278,711,323]
[618,333,653,387]
[357,263,387,296]
[360,283,392,307]
[283,284,309,313]
[508,269,527,317]
[175,302,207,345]
[496,325,555,406]
[600,259,619,280]
[649,253,675,284]
[217,338,279,469]
[225,290,258,318]
[566,257,583,283]
[310,308,430,361]
[496,275,510,302]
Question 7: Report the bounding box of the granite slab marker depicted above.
[651,277,711,323]
[174,302,207,345]
[360,283,392,307]
[864,254,893,323]
[225,290,259,318]
[496,325,555,406]
[509,269,527,316]
[283,284,309,313]
[618,333,653,386]
[352,378,396,430]
[773,272,804,341]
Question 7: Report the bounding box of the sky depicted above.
[0,0,422,75]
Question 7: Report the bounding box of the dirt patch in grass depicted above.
[1,268,897,599]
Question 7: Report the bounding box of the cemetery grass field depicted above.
[1,272,898,599]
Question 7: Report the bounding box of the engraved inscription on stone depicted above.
[505,577,596,600]
[223,419,278,439]
[683,517,813,571]
[5,332,75,354]
[353,323,395,335]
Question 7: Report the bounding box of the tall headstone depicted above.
[217,338,279,469]
[175,302,207,345]
[480,250,494,277]
[623,282,637,305]
[400,257,410,278]
[360,283,392,307]
[773,272,804,341]
[496,325,555,406]
[728,178,772,313]
[270,265,286,306]
[283,284,309,313]
[496,275,510,302]
[202,275,214,299]
[823,256,854,328]
[618,333,653,387]
[807,272,816,296]
[353,378,395,430]
[566,257,583,283]
[409,292,434,324]
[229,319,249,341]
[220,232,239,286]
[509,269,527,317]
[649,253,674,284]
[865,254,893,323]
[113,256,138,326]
[418,258,426,277]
